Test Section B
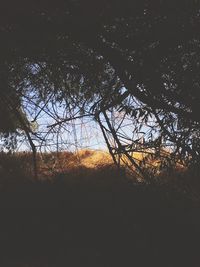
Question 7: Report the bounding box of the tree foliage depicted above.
[0,0,199,176]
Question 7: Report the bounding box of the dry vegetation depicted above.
[0,150,120,189]
[0,149,199,201]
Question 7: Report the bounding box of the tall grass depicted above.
[0,150,199,201]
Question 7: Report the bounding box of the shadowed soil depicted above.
[0,178,200,267]
[0,151,200,266]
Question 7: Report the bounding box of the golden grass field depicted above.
[0,149,199,201]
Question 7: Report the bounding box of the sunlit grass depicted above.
[0,150,199,201]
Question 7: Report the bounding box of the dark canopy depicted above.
[0,0,199,172]
[0,0,199,121]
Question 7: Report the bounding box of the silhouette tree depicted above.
[0,0,199,175]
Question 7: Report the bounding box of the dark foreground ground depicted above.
[0,173,200,267]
